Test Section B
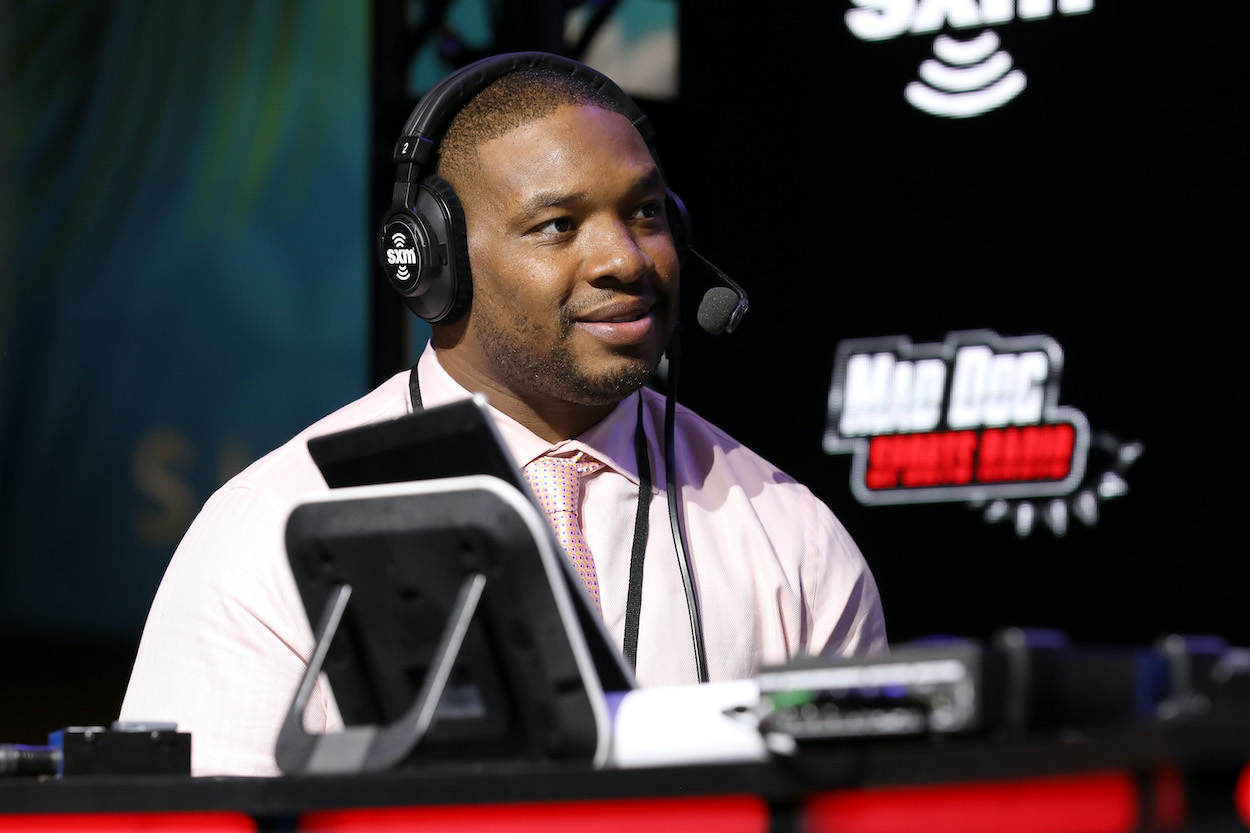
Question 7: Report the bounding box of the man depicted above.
[120,58,886,777]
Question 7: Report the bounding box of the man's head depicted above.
[427,65,681,438]
[434,67,631,196]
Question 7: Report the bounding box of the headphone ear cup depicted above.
[413,175,473,324]
[378,175,473,324]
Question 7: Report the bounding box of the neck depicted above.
[432,339,619,443]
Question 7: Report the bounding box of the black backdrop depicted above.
[657,2,1245,647]
[3,1,1241,746]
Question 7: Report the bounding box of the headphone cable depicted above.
[664,324,711,683]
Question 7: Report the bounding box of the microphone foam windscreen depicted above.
[696,286,740,335]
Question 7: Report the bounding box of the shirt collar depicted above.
[416,342,644,485]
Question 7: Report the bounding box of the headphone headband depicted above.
[393,52,654,175]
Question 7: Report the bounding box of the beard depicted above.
[472,298,667,407]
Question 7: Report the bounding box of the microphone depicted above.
[697,287,742,335]
[689,249,749,335]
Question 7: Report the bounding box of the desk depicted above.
[2,718,1247,832]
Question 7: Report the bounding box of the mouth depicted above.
[573,298,658,346]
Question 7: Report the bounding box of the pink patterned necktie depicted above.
[523,452,605,610]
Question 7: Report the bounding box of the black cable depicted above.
[622,395,651,670]
[663,324,710,683]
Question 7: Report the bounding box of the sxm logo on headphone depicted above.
[846,0,1094,118]
[822,330,1141,537]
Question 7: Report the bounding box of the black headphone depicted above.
[377,51,695,325]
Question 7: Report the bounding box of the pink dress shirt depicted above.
[120,344,886,776]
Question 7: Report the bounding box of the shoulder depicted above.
[639,387,849,552]
[638,387,871,565]
[176,370,415,571]
[639,386,808,494]
[639,390,887,655]
[227,370,413,497]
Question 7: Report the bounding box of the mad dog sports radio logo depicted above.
[823,330,1141,537]
[846,0,1094,118]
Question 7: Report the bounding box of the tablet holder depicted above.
[275,476,610,775]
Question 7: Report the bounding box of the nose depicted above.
[583,217,655,285]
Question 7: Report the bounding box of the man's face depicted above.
[454,104,680,409]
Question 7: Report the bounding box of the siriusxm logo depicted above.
[385,231,416,282]
[846,0,1095,118]
[386,248,417,264]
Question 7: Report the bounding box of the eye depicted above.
[534,216,574,235]
[634,201,663,222]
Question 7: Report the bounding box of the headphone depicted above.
[377,51,697,325]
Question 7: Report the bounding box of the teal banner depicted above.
[0,1,369,640]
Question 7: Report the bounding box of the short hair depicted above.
[435,66,631,190]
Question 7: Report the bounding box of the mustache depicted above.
[559,286,673,336]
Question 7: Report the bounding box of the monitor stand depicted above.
[273,476,612,775]
[276,574,484,775]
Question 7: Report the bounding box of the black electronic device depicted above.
[306,393,635,696]
[754,629,1250,745]
[276,475,615,775]
[310,393,522,494]
[0,724,191,778]
[50,724,191,777]
[756,640,1003,742]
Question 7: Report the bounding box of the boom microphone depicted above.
[689,249,749,335]
[697,287,742,335]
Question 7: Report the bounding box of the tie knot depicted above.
[523,452,602,515]
[571,451,604,478]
